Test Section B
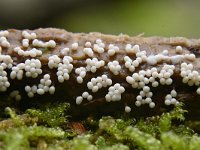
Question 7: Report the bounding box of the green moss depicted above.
[0,103,200,149]
[0,126,65,150]
[26,103,69,127]
[5,107,25,127]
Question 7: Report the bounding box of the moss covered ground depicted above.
[0,102,200,150]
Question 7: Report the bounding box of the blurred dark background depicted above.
[0,0,200,38]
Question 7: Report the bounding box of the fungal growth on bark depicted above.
[0,28,200,119]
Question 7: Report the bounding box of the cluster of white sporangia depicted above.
[25,74,55,97]
[180,63,200,86]
[83,39,106,57]
[93,39,105,53]
[0,31,13,92]
[24,59,42,78]
[0,65,10,92]
[76,91,93,105]
[55,39,199,112]
[87,75,112,93]
[22,31,56,48]
[164,89,178,105]
[75,67,87,84]
[125,44,140,54]
[32,39,56,48]
[48,55,61,69]
[0,54,13,92]
[135,86,155,108]
[22,31,37,40]
[105,83,125,102]
[0,30,10,48]
[126,64,174,90]
[124,55,143,72]
[107,44,119,56]
[75,58,105,84]
[10,63,25,80]
[14,47,42,57]
[85,58,105,73]
[1,29,200,113]
[108,61,121,75]
[57,56,73,83]
[124,46,148,73]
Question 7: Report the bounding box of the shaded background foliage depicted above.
[0,0,200,38]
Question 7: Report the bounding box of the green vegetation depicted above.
[52,1,200,38]
[0,103,200,149]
